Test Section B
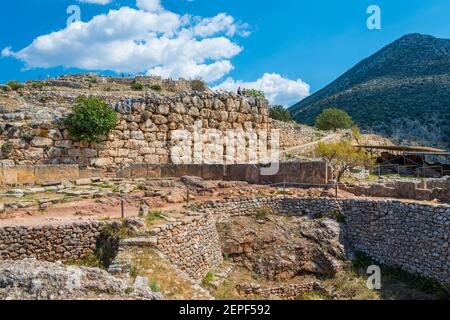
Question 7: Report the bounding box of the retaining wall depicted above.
[0,222,103,262]
[198,196,450,285]
[155,214,223,280]
[341,177,450,203]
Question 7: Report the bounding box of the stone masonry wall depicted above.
[0,222,104,262]
[0,161,330,186]
[154,214,223,280]
[341,177,450,203]
[198,197,450,284]
[0,91,270,169]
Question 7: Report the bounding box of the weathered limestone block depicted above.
[30,136,53,148]
[16,165,36,185]
[59,164,79,181]
[1,166,18,185]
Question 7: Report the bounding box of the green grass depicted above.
[296,291,330,300]
[146,210,163,222]
[202,272,215,286]
[65,254,102,268]
[351,252,450,299]
[255,207,271,220]
[149,279,161,292]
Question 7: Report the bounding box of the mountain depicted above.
[290,33,450,148]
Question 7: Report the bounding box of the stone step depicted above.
[120,237,157,248]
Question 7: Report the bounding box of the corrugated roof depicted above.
[355,145,446,153]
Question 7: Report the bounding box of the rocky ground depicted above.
[0,175,350,227]
[217,215,347,280]
[0,258,162,300]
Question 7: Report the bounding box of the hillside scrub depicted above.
[269,105,292,122]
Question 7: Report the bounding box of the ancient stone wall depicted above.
[0,161,330,186]
[0,91,270,169]
[340,177,450,203]
[0,222,103,262]
[154,214,223,280]
[198,197,450,284]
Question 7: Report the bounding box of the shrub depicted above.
[269,105,292,122]
[64,95,118,143]
[1,142,13,157]
[30,81,46,90]
[255,207,271,220]
[331,210,345,223]
[315,108,353,131]
[131,82,144,91]
[246,89,265,99]
[6,80,24,90]
[191,79,207,91]
[150,84,162,91]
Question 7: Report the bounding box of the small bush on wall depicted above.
[65,95,118,143]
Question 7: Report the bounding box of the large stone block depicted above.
[16,165,36,185]
[116,166,131,179]
[131,164,148,179]
[35,165,62,185]
[202,164,224,180]
[161,164,176,177]
[224,164,247,182]
[175,164,202,177]
[244,165,260,184]
[2,166,18,185]
[59,165,79,181]
[147,164,161,178]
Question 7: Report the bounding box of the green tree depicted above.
[65,95,118,143]
[316,140,374,182]
[351,126,363,144]
[315,108,353,131]
[246,89,265,99]
[269,105,292,122]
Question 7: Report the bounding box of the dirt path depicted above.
[282,133,341,155]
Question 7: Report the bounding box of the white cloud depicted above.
[3,1,246,82]
[193,13,249,37]
[214,73,311,106]
[136,0,162,12]
[79,0,112,5]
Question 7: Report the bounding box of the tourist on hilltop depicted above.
[237,87,242,96]
[242,88,247,96]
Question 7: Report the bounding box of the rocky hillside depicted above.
[290,33,450,148]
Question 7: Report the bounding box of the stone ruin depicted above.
[0,75,271,169]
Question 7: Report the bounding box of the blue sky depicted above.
[1,0,450,106]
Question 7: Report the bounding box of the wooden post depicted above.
[335,181,338,198]
[186,186,190,205]
[121,194,125,220]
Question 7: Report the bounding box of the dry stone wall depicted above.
[0,222,104,262]
[341,177,450,203]
[198,196,450,285]
[0,91,270,169]
[154,214,223,280]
